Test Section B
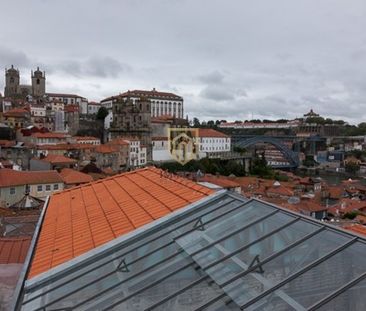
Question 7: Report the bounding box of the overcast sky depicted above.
[1,0,366,123]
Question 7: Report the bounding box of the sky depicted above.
[1,0,366,124]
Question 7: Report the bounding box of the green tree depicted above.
[250,153,273,178]
[96,107,109,120]
[345,162,360,175]
[192,117,200,128]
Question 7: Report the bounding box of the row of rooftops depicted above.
[1,162,365,310]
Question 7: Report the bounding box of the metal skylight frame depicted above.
[15,191,366,311]
[25,197,276,310]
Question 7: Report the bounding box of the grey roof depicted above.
[16,191,366,310]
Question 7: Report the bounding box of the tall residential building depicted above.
[101,88,184,118]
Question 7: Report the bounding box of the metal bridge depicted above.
[234,136,300,168]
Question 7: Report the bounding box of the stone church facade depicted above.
[4,65,46,99]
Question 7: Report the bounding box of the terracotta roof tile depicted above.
[59,168,93,185]
[198,128,229,138]
[344,224,366,236]
[0,169,62,187]
[32,132,70,139]
[0,237,31,264]
[28,167,213,278]
[38,154,77,165]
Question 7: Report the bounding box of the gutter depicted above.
[10,195,51,311]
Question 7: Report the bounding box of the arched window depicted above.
[37,78,40,85]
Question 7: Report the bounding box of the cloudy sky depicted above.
[1,0,366,123]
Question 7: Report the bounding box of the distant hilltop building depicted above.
[304,109,320,118]
[101,88,184,119]
[4,65,46,99]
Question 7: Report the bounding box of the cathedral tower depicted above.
[31,67,46,97]
[4,65,20,97]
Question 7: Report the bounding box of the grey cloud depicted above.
[197,71,225,84]
[85,56,131,78]
[0,47,31,69]
[57,56,131,78]
[200,85,235,101]
[1,0,366,123]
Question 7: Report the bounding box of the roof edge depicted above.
[11,196,51,311]
[24,190,228,290]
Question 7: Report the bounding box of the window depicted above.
[37,185,43,192]
[37,78,40,85]
[54,184,59,190]
[10,187,16,195]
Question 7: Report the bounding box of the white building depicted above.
[50,101,64,112]
[101,88,184,119]
[87,102,101,115]
[30,132,71,145]
[104,111,113,130]
[46,93,87,106]
[122,138,147,168]
[152,137,172,162]
[30,104,46,117]
[198,128,231,158]
[74,136,101,145]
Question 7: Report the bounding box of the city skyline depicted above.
[1,0,366,123]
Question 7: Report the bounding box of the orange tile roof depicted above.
[94,144,119,154]
[198,128,229,138]
[28,167,213,278]
[59,168,94,185]
[3,108,29,118]
[0,169,63,187]
[107,138,130,146]
[32,132,69,139]
[201,175,240,189]
[37,143,95,150]
[344,224,366,236]
[0,237,31,264]
[39,154,77,165]
[74,136,99,141]
[266,184,294,197]
[0,140,16,147]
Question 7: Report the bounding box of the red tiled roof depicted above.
[152,136,168,141]
[328,186,343,199]
[64,104,79,112]
[28,167,213,278]
[38,154,77,165]
[198,128,229,138]
[329,199,366,214]
[32,132,69,139]
[59,168,93,185]
[46,93,84,98]
[297,200,326,212]
[107,138,129,146]
[0,169,62,187]
[344,224,366,236]
[3,108,29,118]
[266,183,294,197]
[201,175,240,189]
[102,89,182,102]
[37,143,95,151]
[74,136,99,141]
[0,237,31,264]
[94,144,119,154]
[0,140,16,147]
